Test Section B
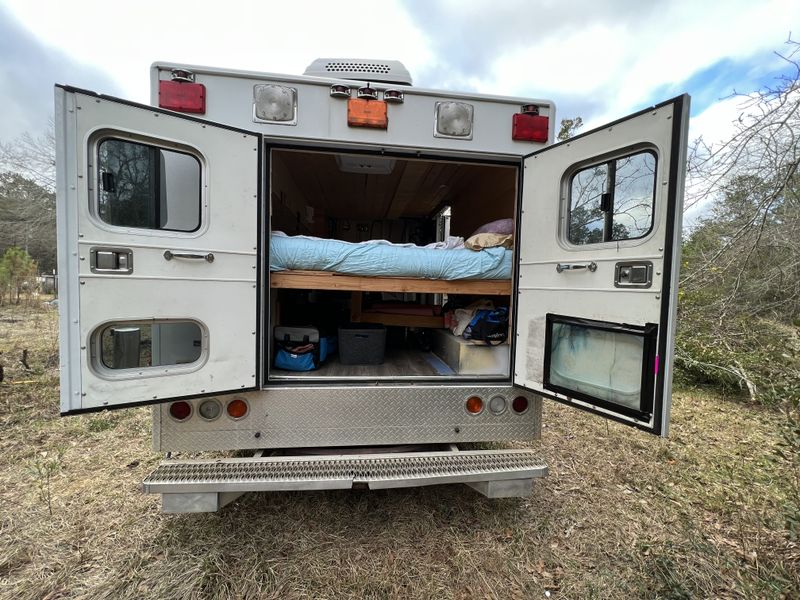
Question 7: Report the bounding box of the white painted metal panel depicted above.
[514,97,689,435]
[149,62,556,157]
[56,87,259,413]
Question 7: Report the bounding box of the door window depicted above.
[97,321,204,371]
[96,138,201,231]
[543,314,657,418]
[567,150,656,244]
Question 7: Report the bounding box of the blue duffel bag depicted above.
[274,326,337,371]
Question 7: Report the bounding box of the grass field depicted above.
[0,303,798,599]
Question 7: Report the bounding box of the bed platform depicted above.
[271,270,511,328]
[270,270,512,295]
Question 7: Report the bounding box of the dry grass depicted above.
[0,303,798,599]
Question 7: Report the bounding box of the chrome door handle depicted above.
[556,261,597,273]
[163,250,215,263]
[90,247,133,274]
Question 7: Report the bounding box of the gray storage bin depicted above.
[338,323,386,365]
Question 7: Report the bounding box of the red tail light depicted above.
[512,106,548,142]
[169,401,192,421]
[159,80,206,114]
[512,396,529,414]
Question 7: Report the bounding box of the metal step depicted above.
[143,449,548,494]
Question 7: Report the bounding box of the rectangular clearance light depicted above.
[253,84,297,125]
[159,80,206,114]
[434,101,474,139]
[512,105,549,142]
[347,98,388,129]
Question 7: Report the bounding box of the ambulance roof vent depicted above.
[304,58,412,86]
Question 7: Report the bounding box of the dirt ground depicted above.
[0,303,798,599]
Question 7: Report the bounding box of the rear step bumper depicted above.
[143,449,548,512]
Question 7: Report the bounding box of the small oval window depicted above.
[96,138,201,232]
[98,321,203,370]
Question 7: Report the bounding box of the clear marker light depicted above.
[435,101,474,138]
[198,399,221,421]
[253,84,297,123]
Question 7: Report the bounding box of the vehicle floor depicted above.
[270,347,462,378]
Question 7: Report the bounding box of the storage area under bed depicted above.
[267,148,518,381]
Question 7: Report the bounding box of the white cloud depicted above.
[1,0,796,150]
[403,0,798,130]
[1,0,433,102]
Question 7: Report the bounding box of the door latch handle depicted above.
[556,261,597,273]
[90,248,133,274]
[163,250,215,263]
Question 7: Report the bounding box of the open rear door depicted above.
[56,86,261,414]
[514,95,689,436]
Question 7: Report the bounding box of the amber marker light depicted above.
[466,396,484,414]
[347,97,388,129]
[226,398,249,419]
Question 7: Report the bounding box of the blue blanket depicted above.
[270,235,511,280]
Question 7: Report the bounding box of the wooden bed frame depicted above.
[270,270,512,328]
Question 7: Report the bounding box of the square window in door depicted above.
[96,138,201,232]
[567,150,657,244]
[543,314,658,419]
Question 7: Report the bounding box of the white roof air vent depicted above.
[304,58,412,86]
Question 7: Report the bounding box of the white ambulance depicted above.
[55,59,688,512]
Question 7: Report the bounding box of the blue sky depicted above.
[0,0,797,148]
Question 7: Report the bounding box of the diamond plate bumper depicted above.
[143,449,548,494]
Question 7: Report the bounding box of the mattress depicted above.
[270,233,512,280]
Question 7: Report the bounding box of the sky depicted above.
[0,0,797,152]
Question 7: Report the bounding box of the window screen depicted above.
[544,314,657,418]
[99,321,203,370]
[568,150,656,244]
[97,138,201,231]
